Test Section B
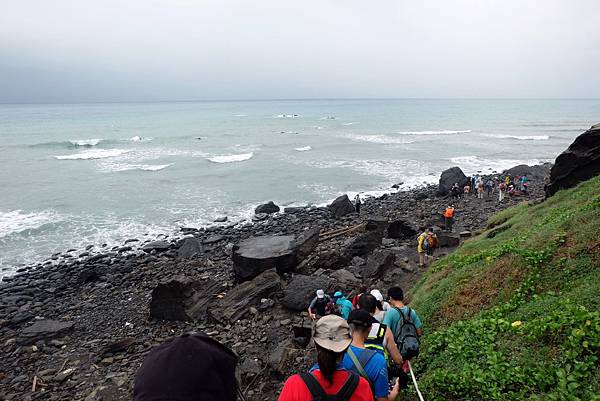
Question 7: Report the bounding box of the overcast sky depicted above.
[1,0,599,102]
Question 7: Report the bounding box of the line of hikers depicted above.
[297,286,423,400]
[450,173,530,201]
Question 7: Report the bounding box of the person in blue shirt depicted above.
[333,291,354,320]
[383,286,423,338]
[342,309,400,401]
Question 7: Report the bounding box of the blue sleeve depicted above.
[370,354,390,398]
[411,309,423,329]
[383,308,397,332]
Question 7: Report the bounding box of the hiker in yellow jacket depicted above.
[417,231,427,267]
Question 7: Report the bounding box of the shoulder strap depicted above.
[299,372,327,400]
[336,371,360,401]
[347,347,374,391]
[357,348,376,368]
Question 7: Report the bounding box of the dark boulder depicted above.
[18,320,74,345]
[365,216,389,233]
[142,241,171,252]
[362,250,395,279]
[504,163,551,181]
[313,250,349,270]
[388,220,418,240]
[343,230,383,258]
[281,274,333,311]
[177,237,204,259]
[328,195,355,218]
[232,228,320,282]
[149,276,220,321]
[437,233,460,247]
[211,270,281,323]
[255,201,280,215]
[545,124,600,197]
[438,167,469,196]
[328,269,361,289]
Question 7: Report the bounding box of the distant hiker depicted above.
[278,315,373,401]
[369,289,390,322]
[308,289,333,320]
[358,294,404,368]
[383,287,423,389]
[498,181,506,201]
[333,291,354,320]
[471,176,477,193]
[520,174,529,192]
[444,205,455,232]
[352,285,368,308]
[417,230,427,267]
[508,185,517,197]
[425,229,438,258]
[486,179,494,197]
[354,194,362,214]
[451,182,461,199]
[343,309,401,401]
[134,332,238,401]
[477,179,485,199]
[463,183,471,197]
[504,175,511,187]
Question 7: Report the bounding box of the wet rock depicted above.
[545,124,600,197]
[362,250,395,279]
[343,230,383,258]
[313,250,349,270]
[255,201,280,214]
[149,276,220,321]
[437,233,460,247]
[438,166,469,196]
[142,241,170,252]
[214,216,228,223]
[232,228,319,282]
[281,274,333,311]
[329,269,360,288]
[328,195,355,218]
[365,216,388,233]
[204,235,226,245]
[18,319,74,345]
[211,270,281,323]
[387,219,418,240]
[177,237,203,259]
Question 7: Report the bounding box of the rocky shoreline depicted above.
[0,163,551,401]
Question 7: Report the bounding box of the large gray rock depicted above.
[18,320,74,345]
[255,201,280,215]
[438,167,469,196]
[343,230,383,258]
[365,216,389,233]
[388,219,418,240]
[362,250,395,279]
[142,240,171,252]
[504,163,551,181]
[149,276,220,321]
[177,237,203,258]
[328,195,355,218]
[211,270,281,323]
[545,124,600,197]
[281,274,333,311]
[329,269,361,288]
[232,228,320,282]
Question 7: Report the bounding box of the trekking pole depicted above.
[407,361,425,401]
[237,387,248,401]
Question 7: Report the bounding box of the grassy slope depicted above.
[409,176,600,401]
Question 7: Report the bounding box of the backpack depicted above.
[346,347,377,396]
[393,307,420,360]
[428,235,437,249]
[299,371,360,401]
[420,235,429,251]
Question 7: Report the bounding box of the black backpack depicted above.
[299,371,360,401]
[393,307,420,360]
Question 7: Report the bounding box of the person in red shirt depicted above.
[278,315,373,401]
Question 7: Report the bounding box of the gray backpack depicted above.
[393,307,420,360]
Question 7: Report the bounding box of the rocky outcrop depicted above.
[212,270,281,323]
[232,228,319,282]
[142,240,170,252]
[388,219,418,240]
[177,237,203,259]
[504,163,552,181]
[545,124,600,197]
[343,230,383,258]
[149,277,220,321]
[281,274,332,311]
[365,216,389,233]
[255,201,280,215]
[18,320,74,345]
[328,195,355,218]
[438,167,468,196]
[362,250,395,279]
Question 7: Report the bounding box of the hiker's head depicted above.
[358,293,378,314]
[133,332,237,401]
[313,315,352,383]
[358,285,368,294]
[333,290,343,300]
[316,289,325,299]
[348,309,374,338]
[388,286,404,302]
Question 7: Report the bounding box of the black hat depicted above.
[133,332,238,401]
[347,309,376,327]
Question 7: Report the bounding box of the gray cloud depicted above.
[1,0,599,102]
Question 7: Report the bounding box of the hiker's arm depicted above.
[307,298,316,319]
[386,379,400,401]
[384,327,403,365]
[417,327,423,336]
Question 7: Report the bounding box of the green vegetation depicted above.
[410,176,600,401]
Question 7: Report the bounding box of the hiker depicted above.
[504,174,511,188]
[308,289,333,320]
[383,287,423,389]
[520,174,529,192]
[417,230,427,267]
[498,180,506,201]
[444,205,455,232]
[358,294,404,368]
[451,182,461,199]
[477,179,485,199]
[133,332,239,401]
[278,315,373,401]
[354,194,362,215]
[463,183,471,197]
[471,175,477,194]
[425,229,438,259]
[352,285,368,308]
[342,309,401,401]
[369,289,390,321]
[333,291,354,320]
[486,179,494,198]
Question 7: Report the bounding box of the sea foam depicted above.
[206,152,254,163]
[345,134,415,145]
[295,146,312,151]
[397,129,471,135]
[482,134,550,140]
[0,210,59,238]
[69,139,102,146]
[54,149,131,160]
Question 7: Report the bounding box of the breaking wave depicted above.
[295,146,312,151]
[0,210,60,239]
[482,134,550,140]
[69,138,102,146]
[54,149,131,160]
[397,129,471,135]
[345,134,415,145]
[206,152,254,163]
[449,156,547,175]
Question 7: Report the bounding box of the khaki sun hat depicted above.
[313,315,352,353]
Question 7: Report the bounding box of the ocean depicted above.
[1,99,598,277]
